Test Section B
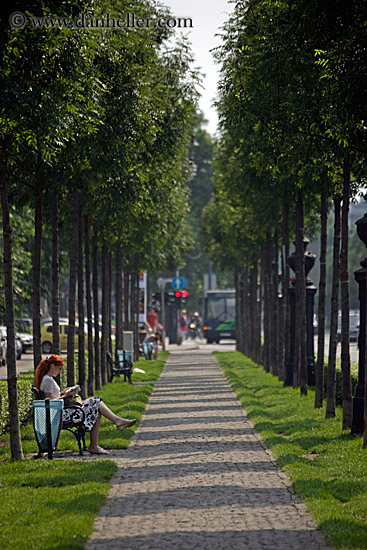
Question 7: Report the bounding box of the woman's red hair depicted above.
[34,354,64,390]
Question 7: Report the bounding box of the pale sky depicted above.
[163,0,234,136]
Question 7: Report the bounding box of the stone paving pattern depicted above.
[86,349,332,550]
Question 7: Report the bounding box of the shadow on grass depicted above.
[293,478,367,503]
[0,460,116,487]
[251,418,354,455]
[319,518,367,548]
[263,435,330,455]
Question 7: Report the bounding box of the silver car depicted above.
[0,326,22,363]
[337,311,359,342]
[17,332,33,354]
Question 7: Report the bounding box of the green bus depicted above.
[202,289,236,344]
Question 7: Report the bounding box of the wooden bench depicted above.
[106,350,133,384]
[32,387,88,457]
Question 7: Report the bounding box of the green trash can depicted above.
[33,399,64,459]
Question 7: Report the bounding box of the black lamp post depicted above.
[285,238,317,386]
[351,204,367,434]
[285,281,295,386]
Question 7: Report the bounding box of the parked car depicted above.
[16,336,22,360]
[16,331,33,354]
[313,314,318,335]
[0,327,6,365]
[41,321,86,354]
[337,310,359,342]
[0,326,22,363]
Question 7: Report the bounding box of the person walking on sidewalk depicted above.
[179,309,188,341]
[35,354,137,455]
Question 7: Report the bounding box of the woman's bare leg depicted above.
[98,400,136,428]
[99,401,135,426]
[89,413,106,453]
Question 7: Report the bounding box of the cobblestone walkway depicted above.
[86,349,332,550]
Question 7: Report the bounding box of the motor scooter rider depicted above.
[190,311,203,339]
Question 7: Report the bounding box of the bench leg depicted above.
[76,436,84,456]
[123,373,133,384]
[82,433,88,452]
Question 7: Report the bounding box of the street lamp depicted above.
[351,202,367,434]
[285,238,317,386]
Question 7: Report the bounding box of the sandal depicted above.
[89,446,109,455]
[116,419,137,430]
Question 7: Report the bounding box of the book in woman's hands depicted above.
[71,385,81,393]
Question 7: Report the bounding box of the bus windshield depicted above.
[202,290,236,343]
[205,294,235,321]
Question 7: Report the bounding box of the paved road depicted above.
[86,348,331,550]
[0,352,35,380]
[0,352,67,380]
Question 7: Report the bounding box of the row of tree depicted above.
[204,0,367,444]
[1,0,198,459]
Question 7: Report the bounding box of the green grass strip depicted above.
[0,352,168,550]
[215,350,367,550]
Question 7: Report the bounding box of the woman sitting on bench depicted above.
[35,354,136,455]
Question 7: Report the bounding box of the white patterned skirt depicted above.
[62,396,101,432]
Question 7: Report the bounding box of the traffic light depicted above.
[165,290,189,308]
[174,290,182,307]
[181,289,188,307]
[165,292,177,306]
[173,289,189,307]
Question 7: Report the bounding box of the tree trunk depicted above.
[340,158,352,428]
[282,200,290,383]
[51,190,60,355]
[77,198,86,399]
[92,238,101,390]
[108,250,113,355]
[33,188,42,368]
[84,215,94,396]
[101,240,108,385]
[364,294,367,446]
[315,181,327,408]
[132,272,140,361]
[260,246,266,364]
[262,240,271,371]
[326,196,341,418]
[106,249,112,382]
[295,188,307,395]
[0,154,24,460]
[251,253,261,363]
[124,268,130,331]
[243,265,249,356]
[66,190,79,387]
[266,236,273,372]
[272,231,279,376]
[249,263,255,360]
[235,271,242,352]
[115,246,123,360]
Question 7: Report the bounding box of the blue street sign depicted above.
[172,277,188,290]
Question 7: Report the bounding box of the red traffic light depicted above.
[182,290,188,297]
[174,291,182,298]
